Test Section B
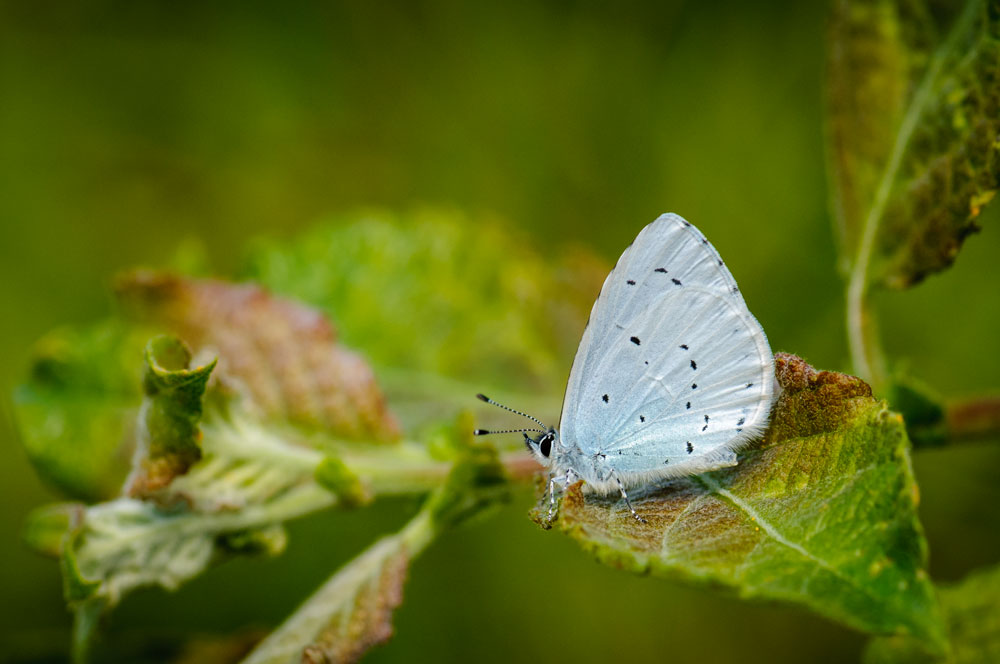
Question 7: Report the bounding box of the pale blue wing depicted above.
[559,213,774,478]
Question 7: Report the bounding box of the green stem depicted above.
[845,0,982,389]
[71,598,105,664]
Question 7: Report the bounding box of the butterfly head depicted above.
[523,427,558,467]
[473,393,557,466]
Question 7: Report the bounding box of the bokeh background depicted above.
[2,1,999,662]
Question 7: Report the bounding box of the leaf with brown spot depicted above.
[115,271,399,442]
[241,533,410,664]
[829,0,1000,290]
[550,354,945,649]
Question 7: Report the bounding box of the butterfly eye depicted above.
[539,435,552,458]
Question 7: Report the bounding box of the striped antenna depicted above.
[473,427,545,436]
[475,393,547,428]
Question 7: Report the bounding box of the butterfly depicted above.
[475,213,776,523]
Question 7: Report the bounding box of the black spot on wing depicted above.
[691,383,698,390]
[602,394,609,403]
[746,382,754,389]
[630,336,641,345]
[737,416,745,426]
[690,360,697,370]
[654,267,667,273]
[686,401,691,409]
[672,278,682,286]
[686,441,694,454]
[627,279,636,285]
[639,415,645,422]
[680,344,688,350]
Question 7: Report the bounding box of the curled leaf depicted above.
[125,336,216,498]
[115,271,400,442]
[552,354,944,648]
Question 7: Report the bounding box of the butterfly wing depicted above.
[559,213,775,486]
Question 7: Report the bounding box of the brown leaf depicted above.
[115,271,400,442]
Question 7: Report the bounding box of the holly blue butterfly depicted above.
[475,213,776,523]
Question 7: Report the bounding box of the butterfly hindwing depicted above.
[559,214,774,481]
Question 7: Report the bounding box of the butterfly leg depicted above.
[613,474,647,524]
[544,468,579,523]
[546,474,559,521]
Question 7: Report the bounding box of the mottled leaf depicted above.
[241,208,607,396]
[551,354,944,648]
[829,0,1000,289]
[115,271,400,442]
[865,564,1000,663]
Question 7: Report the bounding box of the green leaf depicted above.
[125,336,216,498]
[829,0,1000,289]
[550,353,944,648]
[12,322,150,499]
[865,564,1000,663]
[240,421,507,664]
[241,208,607,397]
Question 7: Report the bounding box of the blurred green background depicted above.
[2,1,999,662]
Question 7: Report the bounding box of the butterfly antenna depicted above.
[475,393,547,428]
[473,427,545,436]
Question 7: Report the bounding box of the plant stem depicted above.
[946,396,1000,442]
[845,0,982,389]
